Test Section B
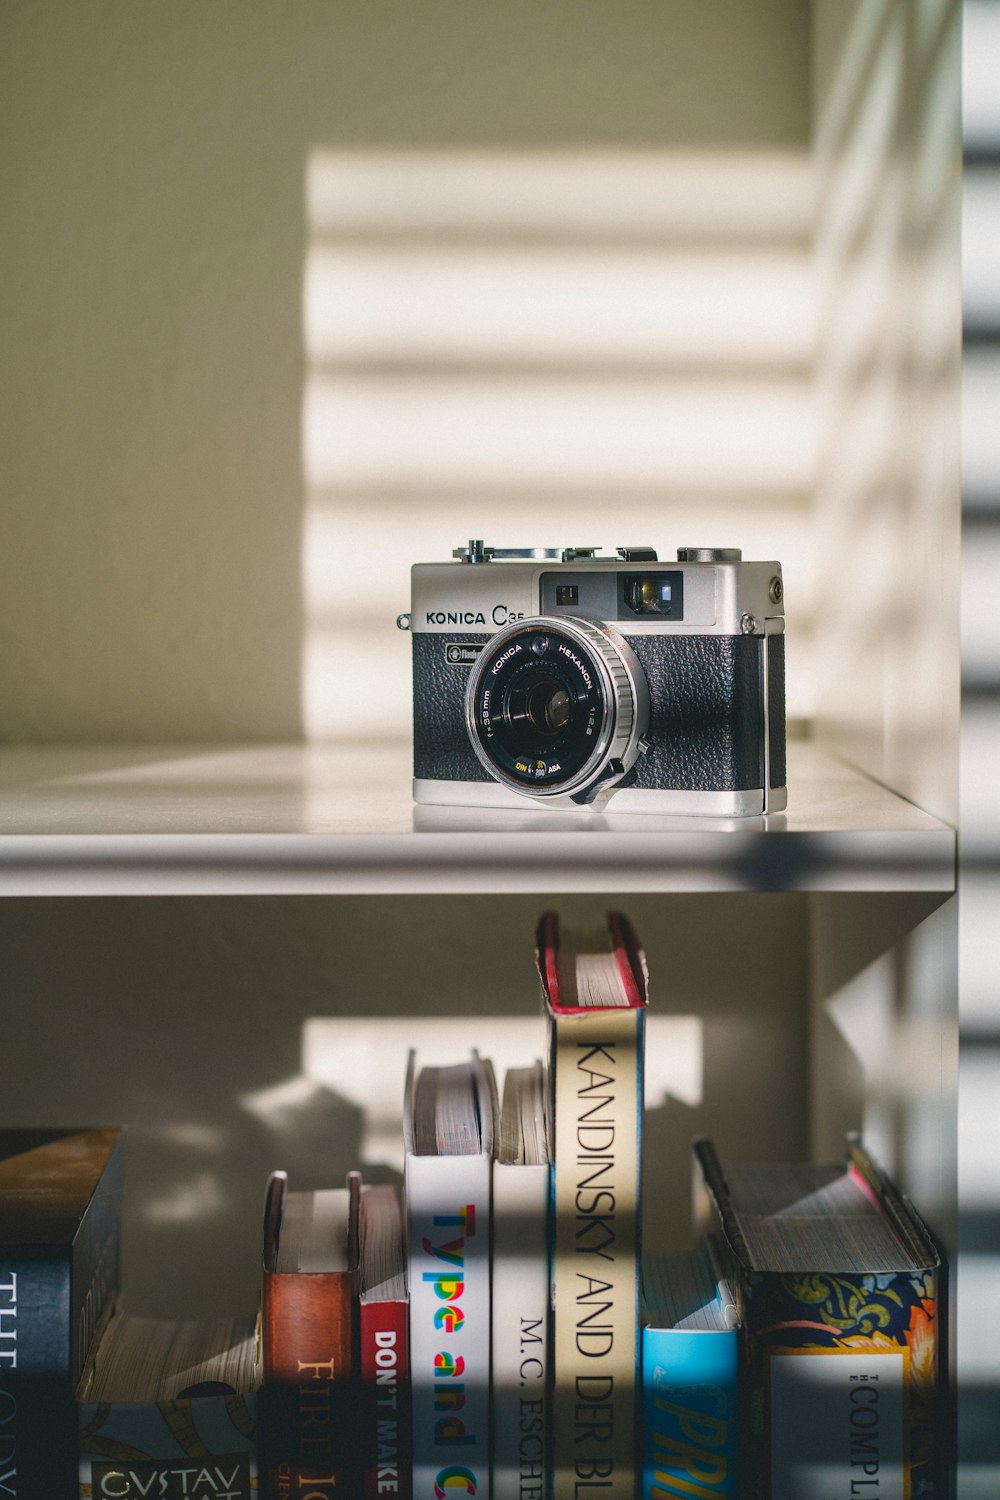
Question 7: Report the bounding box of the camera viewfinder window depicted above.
[622,572,684,620]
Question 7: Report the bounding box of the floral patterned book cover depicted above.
[693,1133,942,1500]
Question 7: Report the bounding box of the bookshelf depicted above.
[2,0,983,1492]
[0,737,960,1319]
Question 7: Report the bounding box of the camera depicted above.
[400,542,786,815]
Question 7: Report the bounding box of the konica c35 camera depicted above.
[400,542,786,815]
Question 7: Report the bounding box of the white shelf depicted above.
[0,740,954,896]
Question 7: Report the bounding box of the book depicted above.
[693,1133,943,1500]
[0,1125,124,1497]
[77,1308,259,1499]
[359,1182,410,1500]
[404,1049,498,1500]
[491,1060,550,1500]
[535,910,648,1500]
[640,1243,739,1500]
[260,1169,361,1500]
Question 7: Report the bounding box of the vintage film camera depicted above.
[401,542,786,815]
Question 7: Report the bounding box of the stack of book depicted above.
[0,912,946,1500]
[0,1127,263,1500]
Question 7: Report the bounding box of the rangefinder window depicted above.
[541,571,618,616]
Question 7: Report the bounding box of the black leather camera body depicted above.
[402,542,786,816]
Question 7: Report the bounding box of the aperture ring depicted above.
[566,616,636,767]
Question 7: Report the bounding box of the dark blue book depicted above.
[0,1126,124,1496]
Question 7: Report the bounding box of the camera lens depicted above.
[509,680,572,735]
[464,616,649,802]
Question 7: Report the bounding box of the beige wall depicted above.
[1,0,810,743]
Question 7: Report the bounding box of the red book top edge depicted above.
[536,909,648,1015]
[541,910,561,1008]
[847,1159,884,1211]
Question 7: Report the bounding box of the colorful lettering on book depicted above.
[651,1391,730,1498]
[423,1207,480,1495]
[434,1466,476,1498]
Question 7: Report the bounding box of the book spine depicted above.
[491,1160,550,1500]
[406,1151,491,1500]
[1,1147,123,1498]
[360,1297,411,1500]
[640,1327,737,1500]
[549,1006,643,1500]
[261,1269,356,1499]
[79,1393,257,1499]
[0,1247,72,1500]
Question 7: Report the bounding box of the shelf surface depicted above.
[0,740,955,896]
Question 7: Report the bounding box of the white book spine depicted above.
[406,1151,492,1500]
[491,1160,550,1500]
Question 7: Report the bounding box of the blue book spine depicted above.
[641,1326,737,1500]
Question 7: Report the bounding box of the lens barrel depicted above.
[464,616,649,802]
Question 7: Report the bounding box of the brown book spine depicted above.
[260,1173,360,1500]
